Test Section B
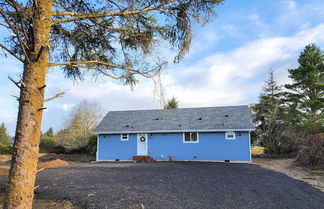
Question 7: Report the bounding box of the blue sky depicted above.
[1,0,324,135]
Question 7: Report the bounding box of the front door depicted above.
[137,134,148,155]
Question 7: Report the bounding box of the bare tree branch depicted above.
[44,91,66,102]
[0,43,24,62]
[10,94,19,100]
[52,0,178,24]
[8,75,21,89]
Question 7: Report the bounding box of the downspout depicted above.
[96,134,99,161]
[248,131,252,163]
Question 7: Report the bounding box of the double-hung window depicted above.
[183,132,199,143]
[121,133,129,141]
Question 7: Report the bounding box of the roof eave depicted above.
[93,128,255,134]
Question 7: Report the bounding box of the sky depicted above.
[0,0,324,135]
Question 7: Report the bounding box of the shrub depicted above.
[86,135,97,156]
[297,134,324,166]
[49,145,67,154]
[0,142,12,154]
[260,124,296,157]
[67,135,97,155]
[39,136,56,153]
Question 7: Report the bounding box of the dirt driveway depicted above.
[1,162,323,209]
[253,158,324,192]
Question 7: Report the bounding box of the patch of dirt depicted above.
[38,153,95,163]
[38,159,71,169]
[0,193,79,209]
[0,155,11,165]
[0,167,8,176]
[253,158,324,192]
[0,153,95,176]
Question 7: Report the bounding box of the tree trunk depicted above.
[4,1,52,208]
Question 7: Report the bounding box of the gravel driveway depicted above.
[1,162,324,209]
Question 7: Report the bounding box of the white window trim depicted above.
[120,133,129,141]
[226,131,236,140]
[183,132,199,143]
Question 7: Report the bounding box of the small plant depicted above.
[297,134,324,166]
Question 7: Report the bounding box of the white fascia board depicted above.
[94,128,255,134]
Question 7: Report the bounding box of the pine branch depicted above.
[0,8,30,63]
[0,43,24,62]
[5,0,29,41]
[47,60,166,78]
[52,0,178,24]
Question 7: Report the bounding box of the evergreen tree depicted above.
[285,44,324,133]
[164,97,179,109]
[0,123,10,141]
[251,71,292,155]
[44,127,54,137]
[0,1,224,207]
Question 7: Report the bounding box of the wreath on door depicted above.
[140,136,146,142]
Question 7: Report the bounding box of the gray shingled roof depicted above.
[94,105,255,133]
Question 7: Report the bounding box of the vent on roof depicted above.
[197,117,202,120]
[224,114,229,117]
[154,118,159,120]
[178,124,182,127]
[125,125,130,127]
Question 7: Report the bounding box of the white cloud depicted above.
[221,24,240,38]
[163,24,324,104]
[45,24,324,113]
[285,0,297,13]
[55,103,75,111]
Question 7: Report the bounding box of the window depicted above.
[121,134,129,141]
[183,132,199,143]
[226,131,235,140]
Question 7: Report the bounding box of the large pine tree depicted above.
[0,1,224,207]
[285,43,324,133]
[251,71,290,155]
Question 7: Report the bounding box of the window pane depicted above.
[191,133,197,141]
[184,133,191,141]
[122,134,128,139]
[226,131,235,139]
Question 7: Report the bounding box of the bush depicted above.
[39,136,56,153]
[67,135,97,155]
[86,135,97,156]
[0,142,12,154]
[49,145,67,154]
[297,134,324,166]
[260,128,296,157]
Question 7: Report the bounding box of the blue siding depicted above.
[98,134,137,160]
[98,132,251,161]
[148,132,250,161]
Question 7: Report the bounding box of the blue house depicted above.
[94,105,255,163]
